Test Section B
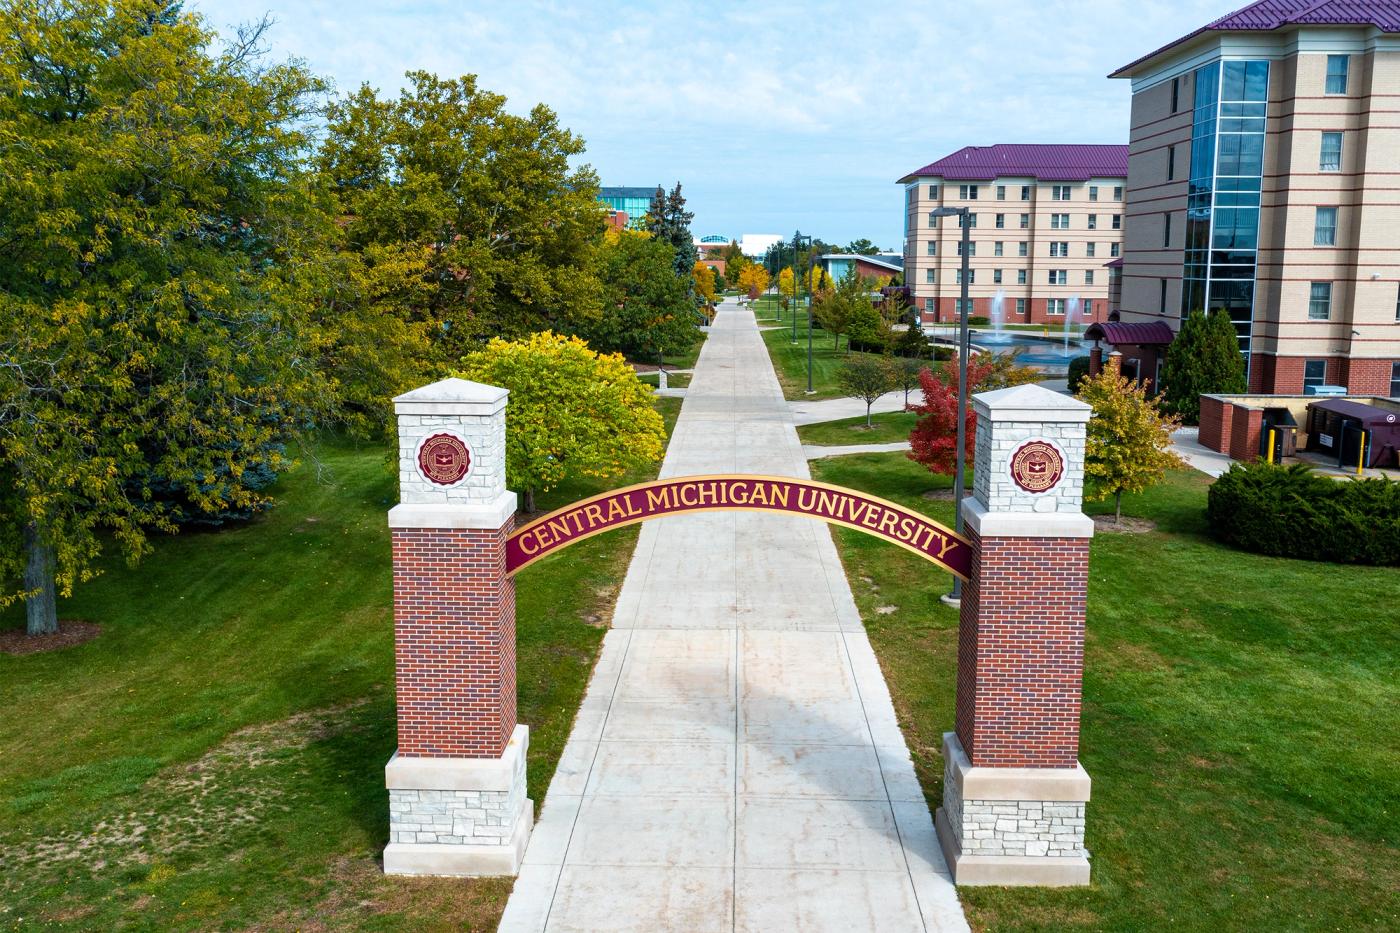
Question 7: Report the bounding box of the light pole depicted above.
[930,206,971,605]
[805,243,818,394]
[790,230,808,345]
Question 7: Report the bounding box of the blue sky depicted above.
[195,0,1227,250]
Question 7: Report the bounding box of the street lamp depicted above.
[790,230,810,345]
[929,206,971,605]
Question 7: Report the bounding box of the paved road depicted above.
[499,300,967,932]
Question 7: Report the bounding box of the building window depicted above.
[995,213,1006,229]
[926,240,937,255]
[1085,300,1094,318]
[994,268,1003,284]
[994,241,1004,257]
[1159,279,1167,314]
[1021,185,1031,200]
[928,184,940,199]
[1085,270,1096,286]
[1168,145,1176,180]
[925,269,935,284]
[1018,241,1029,257]
[1050,241,1069,258]
[1019,213,1030,229]
[1051,213,1070,229]
[1114,185,1124,200]
[924,298,935,312]
[928,212,939,228]
[1048,298,1066,315]
[956,240,976,257]
[1325,55,1349,95]
[1314,207,1337,246]
[1017,269,1027,285]
[1396,283,1400,321]
[1016,298,1026,315]
[1163,212,1172,248]
[956,268,975,285]
[960,184,979,200]
[1049,269,1068,285]
[1304,359,1327,389]
[1112,214,1122,230]
[996,185,1006,200]
[1320,132,1342,172]
[1111,242,1121,258]
[1308,282,1332,320]
[1088,213,1098,230]
[1089,185,1099,201]
[1086,242,1097,258]
[1391,362,1400,397]
[1052,185,1073,200]
[1171,76,1180,113]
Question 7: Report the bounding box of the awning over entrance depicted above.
[1083,321,1175,346]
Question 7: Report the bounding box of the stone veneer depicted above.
[942,748,1087,860]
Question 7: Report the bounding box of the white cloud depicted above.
[194,0,1230,247]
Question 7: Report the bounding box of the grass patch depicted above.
[637,371,692,389]
[0,398,681,931]
[809,453,1400,930]
[760,322,883,400]
[797,411,916,447]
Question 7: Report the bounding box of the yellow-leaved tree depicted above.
[692,262,718,306]
[458,332,666,512]
[738,263,770,299]
[777,267,796,310]
[1078,369,1185,523]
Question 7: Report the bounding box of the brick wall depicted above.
[1228,406,1263,462]
[1198,395,1231,452]
[392,524,516,758]
[1342,358,1396,396]
[955,526,1090,768]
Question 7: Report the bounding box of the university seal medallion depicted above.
[1009,439,1064,494]
[416,432,472,487]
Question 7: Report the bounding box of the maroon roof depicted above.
[1112,1,1400,78]
[1105,257,1124,268]
[1083,321,1176,346]
[899,144,1128,184]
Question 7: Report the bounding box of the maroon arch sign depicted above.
[506,474,971,580]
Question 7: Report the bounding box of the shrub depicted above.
[1067,355,1092,394]
[1161,309,1246,424]
[968,315,990,326]
[1207,461,1400,565]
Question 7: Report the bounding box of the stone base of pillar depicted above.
[935,732,1091,887]
[383,725,532,877]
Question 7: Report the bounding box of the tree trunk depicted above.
[24,523,58,636]
[866,403,873,428]
[1114,489,1123,524]
[524,487,537,514]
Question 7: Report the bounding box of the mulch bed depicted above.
[0,620,101,655]
[1092,515,1157,534]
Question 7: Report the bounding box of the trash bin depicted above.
[1259,408,1298,463]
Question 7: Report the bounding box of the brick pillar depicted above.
[935,384,1094,887]
[1088,345,1103,378]
[383,378,531,877]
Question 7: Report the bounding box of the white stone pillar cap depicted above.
[972,383,1090,423]
[394,377,508,416]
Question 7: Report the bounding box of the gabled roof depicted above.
[598,186,658,199]
[822,253,904,272]
[899,144,1128,184]
[1111,1,1400,78]
[1084,321,1176,346]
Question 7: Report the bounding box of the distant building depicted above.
[817,253,904,285]
[598,186,657,229]
[899,144,1129,326]
[695,234,731,259]
[1111,0,1400,396]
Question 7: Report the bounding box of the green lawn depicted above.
[797,410,916,446]
[637,371,692,389]
[809,452,1400,930]
[750,294,783,321]
[0,398,681,931]
[760,322,884,400]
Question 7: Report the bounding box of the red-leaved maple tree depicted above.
[906,357,998,475]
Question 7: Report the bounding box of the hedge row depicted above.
[1207,461,1400,565]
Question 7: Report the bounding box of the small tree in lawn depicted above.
[891,357,926,406]
[692,261,718,306]
[777,267,796,312]
[458,332,666,512]
[907,356,998,475]
[1077,368,1185,523]
[1160,309,1246,424]
[838,356,894,428]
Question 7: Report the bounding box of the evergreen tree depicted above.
[1161,310,1247,424]
[646,182,697,278]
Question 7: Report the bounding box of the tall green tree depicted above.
[845,238,881,255]
[0,1,332,634]
[646,183,697,278]
[1160,309,1247,424]
[317,71,606,361]
[573,231,698,361]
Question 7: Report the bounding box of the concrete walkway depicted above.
[1170,427,1233,478]
[804,440,913,460]
[791,391,912,426]
[500,301,967,933]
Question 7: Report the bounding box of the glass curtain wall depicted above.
[1182,60,1269,362]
